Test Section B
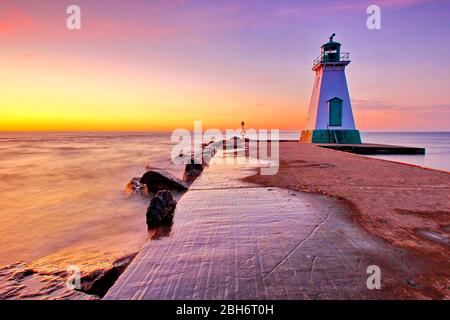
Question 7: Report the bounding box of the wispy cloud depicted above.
[274,3,359,18]
[352,98,450,114]
[0,5,33,34]
[274,0,438,18]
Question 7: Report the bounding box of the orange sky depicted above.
[1,0,449,131]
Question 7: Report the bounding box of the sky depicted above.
[0,0,449,131]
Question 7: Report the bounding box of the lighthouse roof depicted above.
[321,41,341,49]
[321,33,341,50]
[322,41,341,48]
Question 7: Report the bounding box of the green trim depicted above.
[328,98,343,126]
[300,130,362,144]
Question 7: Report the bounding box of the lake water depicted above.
[279,131,450,172]
[361,132,450,172]
[0,132,185,276]
[0,131,448,277]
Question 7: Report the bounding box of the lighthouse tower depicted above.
[300,34,361,144]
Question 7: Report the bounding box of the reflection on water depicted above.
[0,132,184,275]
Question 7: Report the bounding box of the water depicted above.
[0,132,185,275]
[0,131,448,277]
[278,131,450,172]
[361,132,450,172]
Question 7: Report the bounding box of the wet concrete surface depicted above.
[105,147,448,299]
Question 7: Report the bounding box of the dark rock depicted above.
[13,268,35,280]
[181,151,205,182]
[146,191,177,228]
[182,141,222,182]
[183,166,203,182]
[140,170,187,194]
[183,155,205,182]
[202,141,221,164]
[80,253,137,298]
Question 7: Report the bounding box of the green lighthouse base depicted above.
[300,129,362,144]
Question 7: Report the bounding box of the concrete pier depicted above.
[105,143,449,300]
[316,143,425,154]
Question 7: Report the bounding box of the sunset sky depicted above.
[0,0,449,131]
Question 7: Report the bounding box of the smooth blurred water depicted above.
[278,131,450,172]
[0,132,185,273]
[0,131,448,275]
[361,132,450,172]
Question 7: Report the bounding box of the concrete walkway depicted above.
[104,147,435,300]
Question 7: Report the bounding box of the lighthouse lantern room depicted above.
[300,34,361,144]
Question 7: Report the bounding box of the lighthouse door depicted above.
[328,97,343,126]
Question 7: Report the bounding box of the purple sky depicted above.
[1,0,449,130]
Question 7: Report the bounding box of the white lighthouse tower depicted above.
[300,34,361,144]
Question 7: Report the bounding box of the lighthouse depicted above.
[300,34,361,144]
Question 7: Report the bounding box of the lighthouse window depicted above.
[328,97,343,126]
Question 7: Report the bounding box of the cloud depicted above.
[86,20,189,41]
[0,0,258,44]
[274,2,361,18]
[0,22,14,32]
[352,99,403,111]
[273,0,438,18]
[352,98,450,114]
[377,0,436,8]
[0,1,203,44]
[0,5,33,34]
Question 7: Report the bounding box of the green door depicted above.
[328,97,342,126]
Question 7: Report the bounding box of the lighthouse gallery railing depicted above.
[313,52,350,67]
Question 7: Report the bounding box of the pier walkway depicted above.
[104,144,449,299]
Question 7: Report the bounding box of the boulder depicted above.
[183,164,203,182]
[182,141,222,182]
[202,141,221,164]
[183,154,205,182]
[146,191,177,228]
[79,252,137,298]
[140,170,187,194]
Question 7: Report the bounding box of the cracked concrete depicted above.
[105,145,447,300]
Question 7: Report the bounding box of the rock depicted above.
[124,177,145,196]
[183,165,203,182]
[203,141,221,164]
[140,170,188,194]
[80,253,137,298]
[146,191,177,228]
[183,155,205,182]
[183,141,222,182]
